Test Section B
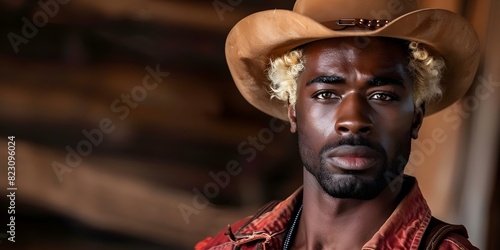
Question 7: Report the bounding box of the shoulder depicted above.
[437,233,479,250]
[195,199,289,250]
[195,190,302,250]
[195,215,253,250]
[423,217,478,250]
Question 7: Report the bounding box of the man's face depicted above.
[289,37,423,200]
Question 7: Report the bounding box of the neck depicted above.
[292,168,403,250]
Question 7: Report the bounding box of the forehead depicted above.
[301,37,410,74]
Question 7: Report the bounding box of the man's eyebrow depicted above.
[368,77,406,89]
[306,75,345,85]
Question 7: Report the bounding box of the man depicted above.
[197,0,480,249]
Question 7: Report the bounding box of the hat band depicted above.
[323,18,391,30]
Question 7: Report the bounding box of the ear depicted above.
[411,104,425,139]
[288,104,297,133]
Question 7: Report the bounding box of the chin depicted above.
[314,167,390,200]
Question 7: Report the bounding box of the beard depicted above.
[298,130,412,200]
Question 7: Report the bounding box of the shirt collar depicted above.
[233,187,303,247]
[362,176,432,249]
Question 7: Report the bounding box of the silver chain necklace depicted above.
[282,205,303,250]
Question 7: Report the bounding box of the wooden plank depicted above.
[0,139,255,248]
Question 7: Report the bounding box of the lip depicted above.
[325,145,380,171]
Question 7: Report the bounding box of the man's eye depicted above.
[370,93,397,101]
[313,91,337,100]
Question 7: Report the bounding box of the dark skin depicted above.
[288,37,424,249]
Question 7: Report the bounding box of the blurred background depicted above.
[0,0,498,249]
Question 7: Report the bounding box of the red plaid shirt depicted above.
[195,177,477,250]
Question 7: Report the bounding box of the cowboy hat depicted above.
[225,0,480,120]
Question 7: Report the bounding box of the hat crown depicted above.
[226,0,480,120]
[293,0,419,22]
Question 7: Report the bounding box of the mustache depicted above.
[320,135,384,155]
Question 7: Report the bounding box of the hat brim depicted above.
[226,8,480,120]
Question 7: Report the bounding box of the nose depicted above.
[335,94,373,135]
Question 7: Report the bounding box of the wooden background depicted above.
[0,0,498,249]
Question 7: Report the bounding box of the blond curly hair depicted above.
[267,41,445,108]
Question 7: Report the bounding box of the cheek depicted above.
[374,110,414,155]
[373,96,415,131]
[297,100,337,142]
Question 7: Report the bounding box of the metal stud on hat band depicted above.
[334,18,390,30]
